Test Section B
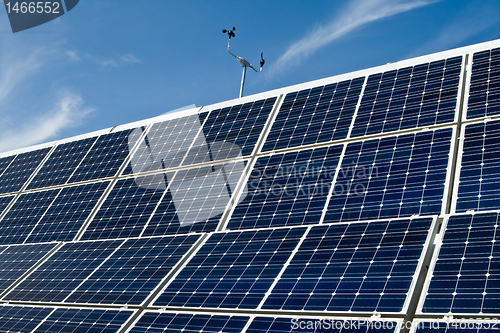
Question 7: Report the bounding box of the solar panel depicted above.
[0,156,15,177]
[420,212,500,314]
[4,235,200,305]
[246,317,400,333]
[0,243,57,295]
[153,227,306,309]
[0,148,51,194]
[129,312,249,333]
[411,319,500,333]
[33,308,133,333]
[226,145,343,230]
[351,57,462,137]
[124,114,206,175]
[182,98,276,165]
[325,128,452,222]
[25,137,98,190]
[0,182,109,245]
[262,77,364,152]
[0,305,52,332]
[467,47,500,119]
[67,129,136,184]
[262,217,434,313]
[456,120,500,212]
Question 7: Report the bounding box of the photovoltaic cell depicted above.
[0,305,52,332]
[262,77,364,152]
[143,161,247,236]
[422,212,500,314]
[129,312,249,333]
[125,114,205,175]
[81,175,173,240]
[26,137,98,190]
[154,227,306,309]
[35,308,133,333]
[351,57,461,138]
[467,47,500,119]
[325,128,452,223]
[67,129,135,183]
[456,120,500,212]
[4,239,123,302]
[246,317,398,333]
[64,235,200,305]
[0,243,57,294]
[227,145,343,230]
[0,148,51,195]
[263,218,433,313]
[0,195,14,221]
[182,98,276,165]
[25,182,110,244]
[0,155,15,177]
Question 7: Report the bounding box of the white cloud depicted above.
[65,50,81,62]
[95,53,141,68]
[269,0,436,75]
[0,92,94,152]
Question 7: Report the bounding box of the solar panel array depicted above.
[0,40,499,332]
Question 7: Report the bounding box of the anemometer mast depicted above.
[222,27,265,98]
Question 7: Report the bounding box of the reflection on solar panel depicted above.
[325,128,452,222]
[67,129,135,183]
[246,317,399,333]
[26,137,98,190]
[0,40,498,332]
[351,57,461,137]
[263,217,433,313]
[227,145,343,230]
[0,243,57,294]
[421,212,500,314]
[182,98,276,165]
[154,227,306,309]
[262,77,364,152]
[0,148,50,194]
[129,312,249,333]
[467,47,500,119]
[0,182,109,245]
[5,235,199,305]
[456,120,500,212]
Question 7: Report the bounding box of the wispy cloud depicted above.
[269,0,436,75]
[95,53,141,68]
[0,92,94,152]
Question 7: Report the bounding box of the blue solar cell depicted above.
[0,148,51,195]
[65,234,200,305]
[26,137,98,190]
[153,227,307,309]
[325,128,452,222]
[262,217,432,313]
[262,77,364,152]
[422,212,500,314]
[35,308,133,333]
[182,98,276,165]
[0,305,52,332]
[4,239,123,302]
[467,47,500,119]
[26,182,110,244]
[129,312,249,333]
[143,161,247,236]
[124,114,206,175]
[352,57,461,138]
[0,155,15,177]
[80,175,173,240]
[68,129,135,183]
[227,145,343,230]
[456,120,500,212]
[246,317,399,333]
[0,243,57,294]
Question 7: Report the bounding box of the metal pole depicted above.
[239,66,247,98]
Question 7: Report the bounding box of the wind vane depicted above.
[222,27,265,98]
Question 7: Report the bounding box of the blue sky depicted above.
[0,0,498,152]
